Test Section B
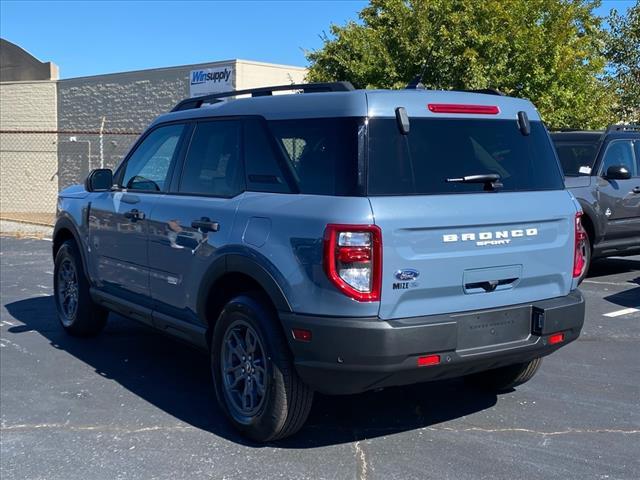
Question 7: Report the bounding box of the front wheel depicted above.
[465,358,543,392]
[54,240,108,337]
[211,294,313,442]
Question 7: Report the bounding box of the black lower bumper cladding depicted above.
[280,290,585,395]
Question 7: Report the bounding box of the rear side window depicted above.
[368,119,564,195]
[554,142,599,176]
[268,118,359,196]
[180,121,244,196]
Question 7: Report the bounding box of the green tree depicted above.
[606,1,640,123]
[306,0,616,129]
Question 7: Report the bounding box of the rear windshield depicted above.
[367,119,564,195]
[552,141,598,176]
[268,118,359,195]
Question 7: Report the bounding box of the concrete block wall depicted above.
[56,61,236,188]
[0,58,308,209]
[0,81,58,214]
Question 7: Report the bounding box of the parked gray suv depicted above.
[53,82,585,441]
[551,125,640,281]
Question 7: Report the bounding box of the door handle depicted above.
[191,217,220,233]
[124,209,145,221]
[633,186,640,194]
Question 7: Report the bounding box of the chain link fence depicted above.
[0,129,140,225]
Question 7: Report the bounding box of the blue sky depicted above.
[0,0,634,79]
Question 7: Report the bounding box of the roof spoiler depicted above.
[171,81,355,112]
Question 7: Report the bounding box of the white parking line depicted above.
[584,280,630,286]
[604,307,640,318]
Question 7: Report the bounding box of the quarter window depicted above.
[121,124,185,191]
[268,118,359,196]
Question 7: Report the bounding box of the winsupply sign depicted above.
[189,67,233,97]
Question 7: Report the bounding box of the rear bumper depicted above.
[280,290,585,395]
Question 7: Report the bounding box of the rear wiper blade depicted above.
[446,173,503,191]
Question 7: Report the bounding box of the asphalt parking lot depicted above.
[1,235,638,480]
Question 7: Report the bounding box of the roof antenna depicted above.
[406,61,428,89]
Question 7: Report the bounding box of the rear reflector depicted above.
[428,103,500,115]
[548,332,565,345]
[417,354,441,367]
[292,328,312,342]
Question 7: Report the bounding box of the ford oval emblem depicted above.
[395,269,420,281]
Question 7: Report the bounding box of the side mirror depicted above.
[604,165,632,181]
[85,169,114,192]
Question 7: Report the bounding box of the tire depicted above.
[211,294,313,442]
[54,240,108,337]
[465,358,543,392]
[576,232,592,285]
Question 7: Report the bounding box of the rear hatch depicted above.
[367,115,577,320]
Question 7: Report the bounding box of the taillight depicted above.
[573,212,587,278]
[323,224,382,302]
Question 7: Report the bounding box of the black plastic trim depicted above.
[91,288,153,327]
[53,216,90,280]
[280,291,585,395]
[195,251,292,326]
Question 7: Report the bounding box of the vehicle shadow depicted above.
[587,257,640,280]
[586,257,639,309]
[4,295,498,448]
[603,285,640,309]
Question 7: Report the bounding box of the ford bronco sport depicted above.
[53,82,586,441]
[551,125,640,282]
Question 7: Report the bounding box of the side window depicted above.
[244,118,291,193]
[600,140,636,177]
[121,124,184,191]
[634,141,640,176]
[180,121,243,196]
[268,118,359,196]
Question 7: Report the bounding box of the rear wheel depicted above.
[576,232,592,285]
[54,240,108,336]
[211,294,313,442]
[465,358,542,392]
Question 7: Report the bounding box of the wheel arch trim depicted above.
[53,215,91,280]
[196,250,293,326]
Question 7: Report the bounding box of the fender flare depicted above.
[196,251,292,324]
[53,215,91,279]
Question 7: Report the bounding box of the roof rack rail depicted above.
[171,81,355,112]
[606,124,640,133]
